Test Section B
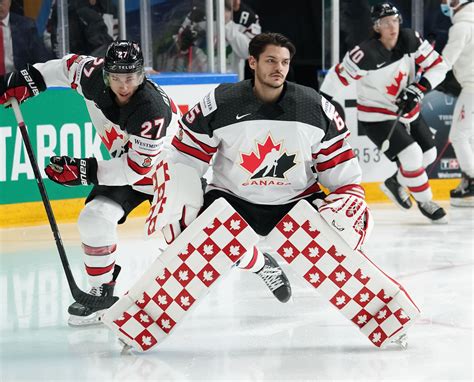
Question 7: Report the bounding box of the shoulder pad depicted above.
[398,28,422,53]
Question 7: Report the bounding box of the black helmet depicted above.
[103,40,145,86]
[104,40,144,74]
[370,2,402,24]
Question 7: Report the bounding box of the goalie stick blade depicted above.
[72,289,119,309]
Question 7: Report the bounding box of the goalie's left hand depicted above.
[45,156,98,186]
[314,184,373,251]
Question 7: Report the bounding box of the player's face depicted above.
[108,72,143,106]
[250,45,291,90]
[375,15,400,42]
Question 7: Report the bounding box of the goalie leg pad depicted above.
[102,198,259,351]
[266,199,420,348]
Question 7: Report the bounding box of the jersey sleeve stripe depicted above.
[316,149,356,172]
[423,56,443,71]
[127,156,153,175]
[415,48,435,65]
[335,63,350,86]
[183,127,218,154]
[172,136,213,163]
[313,139,345,158]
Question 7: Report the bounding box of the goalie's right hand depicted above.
[0,64,46,106]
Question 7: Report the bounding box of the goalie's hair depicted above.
[249,32,296,60]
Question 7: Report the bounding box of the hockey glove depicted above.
[314,184,373,251]
[0,64,46,106]
[395,82,426,115]
[178,26,198,52]
[45,156,98,186]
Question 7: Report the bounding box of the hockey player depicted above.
[158,31,372,294]
[440,0,474,207]
[320,2,450,223]
[0,40,181,325]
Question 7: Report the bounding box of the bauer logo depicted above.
[20,69,40,96]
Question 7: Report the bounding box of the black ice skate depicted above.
[256,253,292,303]
[417,201,448,224]
[68,265,121,326]
[450,173,474,207]
[380,173,412,210]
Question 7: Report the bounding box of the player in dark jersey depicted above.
[154,33,372,300]
[0,41,181,325]
[321,2,449,223]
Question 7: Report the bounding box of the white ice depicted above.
[0,203,472,382]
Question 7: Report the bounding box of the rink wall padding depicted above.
[0,179,458,228]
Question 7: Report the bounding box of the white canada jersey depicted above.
[169,80,362,205]
[34,54,180,195]
[321,29,449,123]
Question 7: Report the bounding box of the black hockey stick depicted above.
[10,99,118,309]
[380,108,404,154]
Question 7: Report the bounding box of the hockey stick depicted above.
[10,99,118,309]
[380,108,404,154]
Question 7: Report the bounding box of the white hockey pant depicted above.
[77,196,124,286]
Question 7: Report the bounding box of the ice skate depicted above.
[417,201,448,224]
[380,173,412,210]
[391,333,408,350]
[450,173,474,207]
[256,253,292,303]
[68,265,121,326]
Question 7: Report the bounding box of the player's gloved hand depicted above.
[314,184,373,251]
[395,82,426,115]
[0,64,46,106]
[45,156,98,186]
[178,26,198,52]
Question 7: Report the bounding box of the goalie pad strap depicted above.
[102,198,259,351]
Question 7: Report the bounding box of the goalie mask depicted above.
[103,40,145,87]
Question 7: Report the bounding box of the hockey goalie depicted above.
[102,31,421,351]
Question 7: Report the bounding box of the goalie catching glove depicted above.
[45,156,98,186]
[314,184,373,251]
[0,64,46,106]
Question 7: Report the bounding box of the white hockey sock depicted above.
[236,247,265,273]
[397,166,432,203]
[83,243,117,287]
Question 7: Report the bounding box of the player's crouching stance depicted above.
[101,32,420,352]
[0,41,181,326]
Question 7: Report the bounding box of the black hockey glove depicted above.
[45,156,98,186]
[0,64,46,106]
[396,82,426,115]
[178,26,198,52]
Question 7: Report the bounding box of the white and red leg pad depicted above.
[266,200,421,348]
[102,198,258,351]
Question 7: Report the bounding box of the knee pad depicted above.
[396,143,423,171]
[422,146,437,168]
[78,196,124,247]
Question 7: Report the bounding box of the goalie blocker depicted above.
[266,199,420,348]
[102,198,259,351]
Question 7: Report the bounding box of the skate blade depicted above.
[391,333,408,350]
[431,216,449,225]
[450,198,474,208]
[68,310,106,327]
[379,184,412,211]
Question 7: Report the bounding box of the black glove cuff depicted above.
[417,77,431,93]
[87,157,99,185]
[24,64,47,94]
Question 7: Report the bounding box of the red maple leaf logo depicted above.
[101,126,124,150]
[240,135,281,174]
[386,71,406,96]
